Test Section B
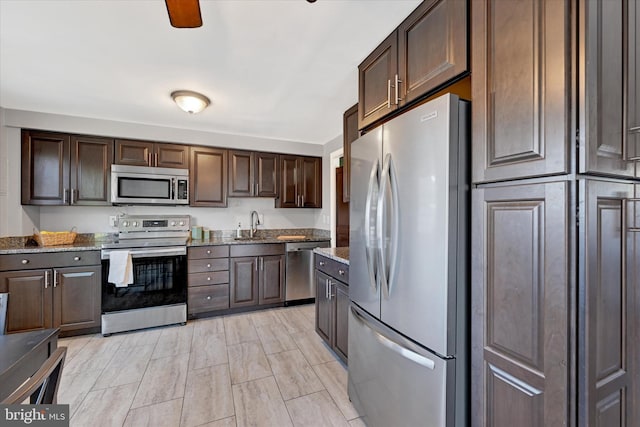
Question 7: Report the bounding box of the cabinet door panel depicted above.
[579,179,636,426]
[581,0,636,178]
[358,32,398,130]
[156,143,189,169]
[472,0,568,183]
[255,152,278,198]
[471,181,569,427]
[398,0,468,105]
[278,155,299,208]
[334,281,349,362]
[315,270,331,344]
[300,157,322,208]
[229,150,254,197]
[114,139,153,166]
[230,257,258,308]
[21,130,70,205]
[259,255,284,305]
[0,269,52,332]
[70,135,113,205]
[342,103,359,203]
[190,146,227,207]
[54,266,100,331]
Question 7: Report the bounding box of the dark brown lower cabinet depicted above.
[230,244,285,309]
[315,254,348,363]
[471,181,569,427]
[579,179,639,426]
[187,245,230,315]
[0,259,101,335]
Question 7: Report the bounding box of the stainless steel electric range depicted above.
[100,214,191,336]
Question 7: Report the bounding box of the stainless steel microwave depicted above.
[111,164,189,205]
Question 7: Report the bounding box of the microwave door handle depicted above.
[171,178,176,200]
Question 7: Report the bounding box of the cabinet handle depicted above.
[53,270,59,288]
[70,188,76,205]
[330,281,335,299]
[255,183,259,195]
[326,278,330,299]
[387,79,392,109]
[629,126,640,134]
[260,257,264,271]
[155,153,159,166]
[21,259,29,265]
[74,256,81,261]
[394,74,402,105]
[206,249,211,254]
[148,152,152,167]
[206,296,212,300]
[338,269,345,276]
[207,276,211,281]
[63,188,69,204]
[44,270,49,288]
[255,257,258,271]
[206,263,211,268]
[301,195,304,206]
[319,261,325,266]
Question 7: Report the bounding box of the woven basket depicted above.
[34,227,77,246]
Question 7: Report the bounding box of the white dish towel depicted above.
[108,250,133,288]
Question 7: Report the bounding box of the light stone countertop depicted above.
[314,247,349,265]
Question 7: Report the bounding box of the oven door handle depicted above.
[101,246,187,260]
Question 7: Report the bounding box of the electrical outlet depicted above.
[109,216,118,227]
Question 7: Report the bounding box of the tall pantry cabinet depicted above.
[471,1,639,426]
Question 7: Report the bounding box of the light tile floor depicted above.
[58,304,364,427]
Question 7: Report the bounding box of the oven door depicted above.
[101,247,187,313]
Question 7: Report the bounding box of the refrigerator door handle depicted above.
[377,153,398,298]
[351,306,435,370]
[364,159,380,293]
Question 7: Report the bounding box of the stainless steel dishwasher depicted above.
[285,240,330,303]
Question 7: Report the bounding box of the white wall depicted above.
[0,108,336,237]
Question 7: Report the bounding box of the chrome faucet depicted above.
[250,211,261,238]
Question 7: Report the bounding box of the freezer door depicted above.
[348,304,455,427]
[349,127,382,318]
[379,93,465,356]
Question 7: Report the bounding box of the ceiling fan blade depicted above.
[165,0,202,28]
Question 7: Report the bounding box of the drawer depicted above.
[0,250,101,272]
[188,271,229,287]
[188,258,229,273]
[188,245,229,260]
[315,255,349,284]
[230,243,285,257]
[188,284,229,314]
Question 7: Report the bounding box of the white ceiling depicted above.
[0,0,421,145]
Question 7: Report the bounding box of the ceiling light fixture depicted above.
[171,90,210,114]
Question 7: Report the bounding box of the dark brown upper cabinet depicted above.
[471,0,569,183]
[115,139,189,169]
[189,146,227,207]
[228,150,278,198]
[358,0,468,130]
[579,0,638,179]
[22,130,113,206]
[342,103,359,203]
[277,155,322,208]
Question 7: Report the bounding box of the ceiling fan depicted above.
[165,0,202,28]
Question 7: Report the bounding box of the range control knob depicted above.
[179,221,185,226]
[170,221,176,226]
[122,221,129,227]
[132,221,139,227]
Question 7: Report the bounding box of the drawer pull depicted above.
[206,296,212,300]
[338,269,345,276]
[74,256,81,261]
[206,263,211,268]
[207,277,211,281]
[207,250,211,254]
[21,259,29,265]
[319,261,325,266]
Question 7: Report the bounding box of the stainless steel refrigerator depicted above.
[348,93,469,427]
